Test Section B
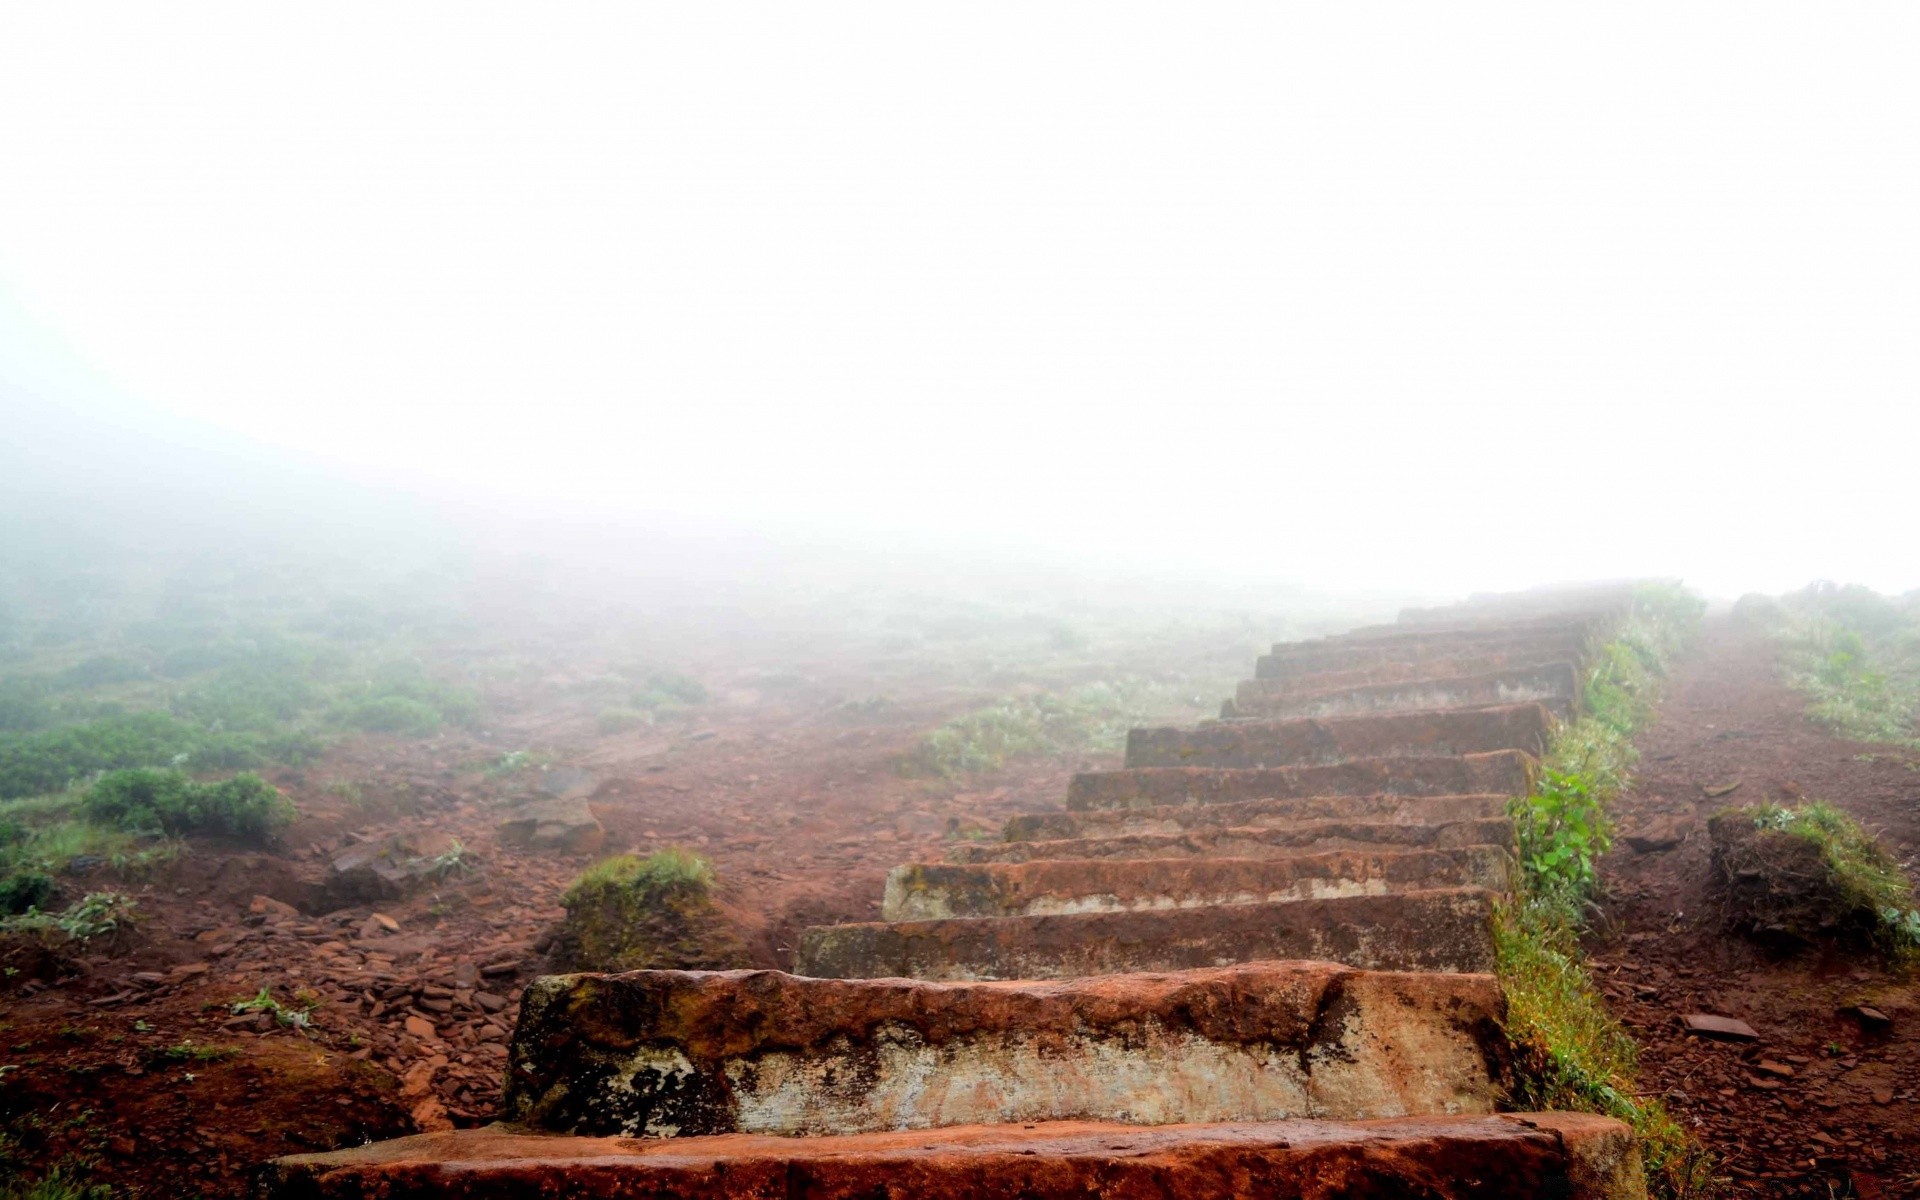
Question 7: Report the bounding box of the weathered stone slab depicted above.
[1067,751,1534,810]
[1126,705,1553,770]
[1237,662,1580,722]
[1339,609,1618,640]
[498,796,606,855]
[1255,634,1590,681]
[883,848,1511,920]
[263,1112,1648,1200]
[951,818,1512,864]
[494,962,1507,1137]
[1009,792,1510,842]
[1234,651,1582,705]
[795,887,1500,980]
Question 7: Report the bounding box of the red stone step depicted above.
[1231,662,1580,722]
[952,818,1512,865]
[1255,634,1591,681]
[1066,751,1534,810]
[795,886,1500,979]
[496,962,1508,1137]
[883,848,1511,919]
[1010,791,1510,841]
[1234,650,1581,704]
[1125,705,1553,769]
[264,1112,1647,1199]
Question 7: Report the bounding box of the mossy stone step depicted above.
[495,962,1508,1137]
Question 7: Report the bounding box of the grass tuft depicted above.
[564,848,714,905]
[1711,801,1920,956]
[1497,586,1720,1198]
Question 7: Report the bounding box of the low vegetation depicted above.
[547,848,748,973]
[79,769,293,842]
[902,677,1221,777]
[1765,582,1920,745]
[1710,801,1920,957]
[0,891,142,952]
[1497,582,1716,1198]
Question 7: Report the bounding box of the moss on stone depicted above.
[547,849,751,973]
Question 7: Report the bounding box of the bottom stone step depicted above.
[264,1113,1646,1199]
[796,887,1498,980]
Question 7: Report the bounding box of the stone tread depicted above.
[1254,633,1592,681]
[264,1112,1647,1199]
[502,963,1509,1136]
[1008,792,1510,842]
[883,847,1511,920]
[1067,752,1535,810]
[1234,651,1585,705]
[950,818,1513,865]
[1125,704,1553,770]
[1231,661,1580,722]
[794,886,1500,980]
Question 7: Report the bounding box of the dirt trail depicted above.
[1596,617,1920,1196]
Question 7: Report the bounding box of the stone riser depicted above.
[1234,662,1579,722]
[1066,752,1535,811]
[950,818,1512,865]
[499,963,1507,1138]
[1008,792,1510,842]
[794,887,1499,980]
[1125,704,1552,770]
[883,848,1511,920]
[1234,651,1582,705]
[263,1113,1648,1200]
[1255,635,1590,681]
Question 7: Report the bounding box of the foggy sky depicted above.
[3,5,1917,600]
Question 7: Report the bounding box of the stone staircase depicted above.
[264,587,1651,1199]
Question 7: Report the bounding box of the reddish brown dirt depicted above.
[0,667,1093,1197]
[1595,617,1920,1198]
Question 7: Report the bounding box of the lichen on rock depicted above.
[545,848,751,973]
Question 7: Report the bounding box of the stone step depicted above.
[1234,649,1582,704]
[493,962,1507,1137]
[883,847,1511,919]
[1256,633,1591,681]
[264,1112,1648,1200]
[1300,610,1614,644]
[951,818,1511,864]
[1398,582,1648,626]
[1232,662,1580,722]
[1010,791,1510,841]
[795,886,1499,980]
[1067,750,1534,810]
[1126,704,1553,769]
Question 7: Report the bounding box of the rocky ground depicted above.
[0,657,1105,1197]
[1597,617,1920,1198]
[6,609,1916,1198]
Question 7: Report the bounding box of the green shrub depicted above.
[596,707,648,734]
[53,656,148,690]
[0,890,141,947]
[81,769,294,842]
[903,682,1149,777]
[0,871,54,916]
[1513,768,1612,912]
[0,712,201,799]
[334,694,443,736]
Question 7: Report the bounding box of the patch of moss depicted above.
[1709,801,1920,957]
[548,849,750,973]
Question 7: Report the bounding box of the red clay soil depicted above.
[0,673,1084,1197]
[1595,617,1920,1198]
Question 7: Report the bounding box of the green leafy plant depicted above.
[229,987,316,1032]
[80,769,294,842]
[1514,768,1611,910]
